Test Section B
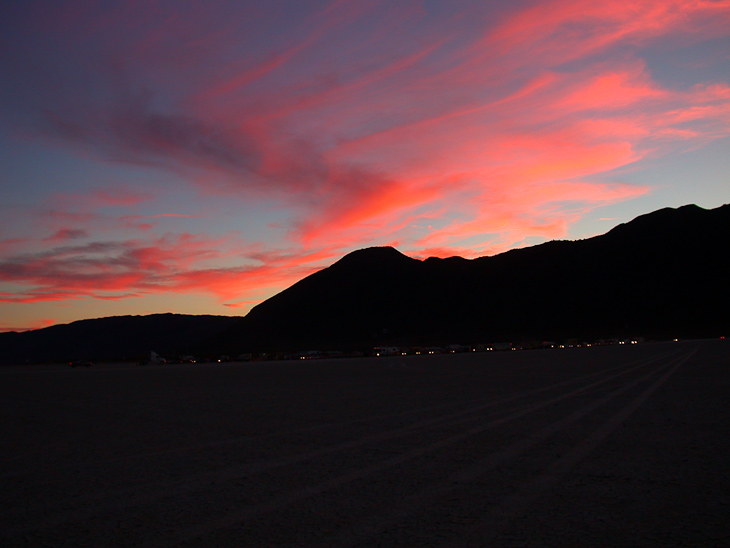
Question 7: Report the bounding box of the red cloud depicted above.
[487,0,730,64]
[550,64,667,113]
[0,235,225,300]
[0,232,343,312]
[28,0,728,257]
[3,0,729,322]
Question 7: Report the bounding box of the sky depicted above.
[1,0,729,332]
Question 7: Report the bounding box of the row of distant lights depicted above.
[411,341,644,353]
[226,336,714,361]
[162,336,713,363]
[373,350,445,356]
[333,337,722,358]
[323,337,719,357]
[557,340,640,348]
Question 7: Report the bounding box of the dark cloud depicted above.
[42,94,263,178]
[0,234,239,302]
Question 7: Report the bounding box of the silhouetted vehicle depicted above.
[68,360,92,368]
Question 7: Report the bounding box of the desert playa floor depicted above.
[2,339,729,547]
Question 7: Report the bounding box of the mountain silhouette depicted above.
[2,203,728,363]
[212,203,729,353]
[0,314,238,364]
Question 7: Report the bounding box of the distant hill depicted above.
[210,203,730,353]
[0,314,239,364]
[2,203,728,363]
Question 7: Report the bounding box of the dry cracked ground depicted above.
[1,339,729,547]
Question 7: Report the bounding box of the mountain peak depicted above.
[333,246,417,268]
[604,203,711,239]
[6,203,728,361]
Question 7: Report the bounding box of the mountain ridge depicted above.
[217,202,729,352]
[0,313,239,364]
[2,203,728,362]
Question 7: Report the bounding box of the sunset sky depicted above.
[1,0,729,332]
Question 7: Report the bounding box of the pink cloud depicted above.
[410,180,649,254]
[0,234,229,300]
[43,229,89,243]
[486,0,730,65]
[0,231,342,311]
[549,64,667,113]
[3,0,729,320]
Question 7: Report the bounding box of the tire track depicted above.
[149,350,684,547]
[0,348,678,474]
[318,349,695,548]
[80,349,688,468]
[448,347,697,548]
[3,348,680,541]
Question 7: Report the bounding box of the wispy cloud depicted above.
[0,232,340,308]
[43,229,89,243]
[1,0,729,319]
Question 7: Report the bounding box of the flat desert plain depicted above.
[1,339,729,547]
